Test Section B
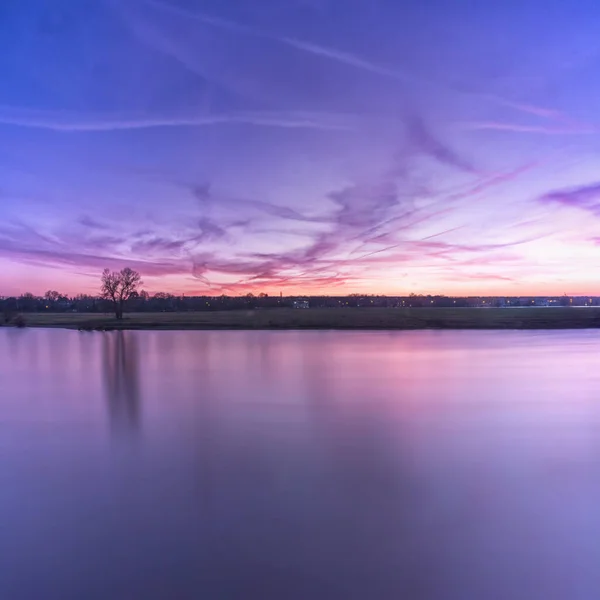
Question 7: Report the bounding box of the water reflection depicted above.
[3,330,600,599]
[102,331,140,433]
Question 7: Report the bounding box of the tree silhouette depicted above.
[101,268,142,319]
[44,290,60,303]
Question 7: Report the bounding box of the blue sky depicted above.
[3,0,600,296]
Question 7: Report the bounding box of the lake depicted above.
[1,329,600,599]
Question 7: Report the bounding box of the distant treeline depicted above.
[0,292,591,317]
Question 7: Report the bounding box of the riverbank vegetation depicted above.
[4,308,600,331]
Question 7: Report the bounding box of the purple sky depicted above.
[3,0,600,296]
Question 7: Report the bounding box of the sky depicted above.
[3,0,600,296]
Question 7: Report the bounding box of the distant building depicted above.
[293,300,309,309]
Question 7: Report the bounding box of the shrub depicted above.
[13,315,27,328]
[3,310,16,324]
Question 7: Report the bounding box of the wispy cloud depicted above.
[279,37,409,81]
[195,218,228,243]
[455,272,514,282]
[0,106,353,132]
[0,220,191,277]
[461,121,598,135]
[539,181,600,215]
[130,237,188,255]
[139,0,256,34]
[0,238,188,277]
[134,0,410,82]
[407,115,477,173]
[463,94,600,135]
[488,96,586,126]
[445,162,540,204]
[187,169,428,289]
[187,182,329,224]
[78,216,111,230]
[139,111,488,292]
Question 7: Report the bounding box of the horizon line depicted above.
[1,292,597,299]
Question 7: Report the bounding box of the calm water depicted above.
[2,329,600,599]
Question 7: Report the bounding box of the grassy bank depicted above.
[4,307,600,331]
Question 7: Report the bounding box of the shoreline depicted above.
[3,308,600,331]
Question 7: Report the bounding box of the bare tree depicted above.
[45,290,60,302]
[19,292,36,312]
[101,268,142,319]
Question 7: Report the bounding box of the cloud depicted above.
[349,233,545,270]
[126,126,466,290]
[464,273,514,281]
[539,182,600,215]
[190,183,328,224]
[181,122,479,291]
[0,221,58,247]
[487,96,590,127]
[134,0,410,82]
[195,218,228,242]
[139,0,255,34]
[407,115,477,173]
[328,181,399,228]
[0,106,353,132]
[190,248,337,290]
[445,162,540,204]
[463,94,600,135]
[214,273,354,294]
[432,268,515,282]
[130,237,187,254]
[189,247,358,292]
[187,171,423,290]
[460,121,598,134]
[413,237,541,254]
[0,239,188,277]
[278,37,409,81]
[0,220,190,277]
[454,253,521,268]
[78,216,111,230]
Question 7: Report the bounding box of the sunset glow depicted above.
[2,0,600,296]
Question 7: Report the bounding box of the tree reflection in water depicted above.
[102,331,140,434]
